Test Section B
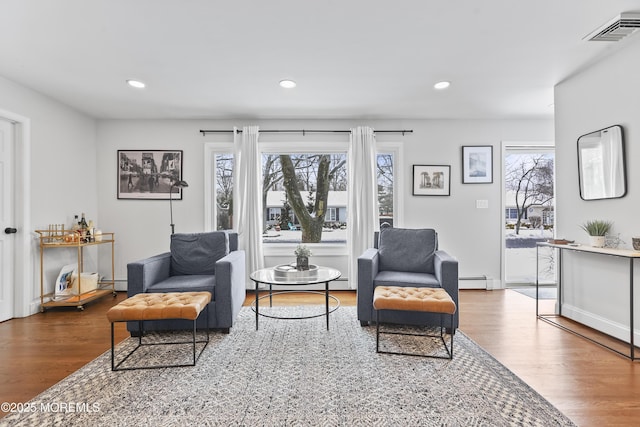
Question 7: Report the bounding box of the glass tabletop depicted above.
[250,265,342,285]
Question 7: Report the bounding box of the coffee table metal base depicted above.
[252,287,339,330]
[252,290,340,322]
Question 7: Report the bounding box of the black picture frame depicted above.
[462,145,493,184]
[117,150,184,200]
[412,165,451,196]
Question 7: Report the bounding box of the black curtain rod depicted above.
[200,129,413,136]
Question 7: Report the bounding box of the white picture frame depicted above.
[462,145,493,184]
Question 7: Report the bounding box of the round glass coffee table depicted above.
[250,266,341,330]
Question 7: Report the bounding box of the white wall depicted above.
[0,75,97,314]
[96,118,553,285]
[555,37,640,243]
[554,35,640,342]
[0,69,555,312]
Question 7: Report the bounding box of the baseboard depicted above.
[561,303,640,344]
[459,278,486,289]
[114,280,127,292]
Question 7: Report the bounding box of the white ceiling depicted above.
[1,0,639,120]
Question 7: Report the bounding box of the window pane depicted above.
[215,153,234,230]
[377,153,394,228]
[263,153,347,244]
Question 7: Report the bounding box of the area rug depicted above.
[2,306,574,426]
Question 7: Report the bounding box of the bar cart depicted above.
[36,229,116,312]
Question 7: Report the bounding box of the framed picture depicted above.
[412,165,451,196]
[117,150,184,200]
[462,145,493,184]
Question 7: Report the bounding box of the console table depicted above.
[536,242,640,360]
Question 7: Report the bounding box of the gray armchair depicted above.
[357,228,459,329]
[126,231,245,335]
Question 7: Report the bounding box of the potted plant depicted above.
[580,219,613,248]
[294,244,312,271]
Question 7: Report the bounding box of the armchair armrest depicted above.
[126,252,171,297]
[434,250,459,307]
[357,248,380,323]
[213,250,246,328]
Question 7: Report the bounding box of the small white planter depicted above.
[589,235,606,248]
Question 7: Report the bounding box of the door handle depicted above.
[4,227,17,234]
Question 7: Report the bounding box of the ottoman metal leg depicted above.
[111,306,211,371]
[375,308,454,359]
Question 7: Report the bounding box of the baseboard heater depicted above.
[459,275,488,289]
[114,279,128,292]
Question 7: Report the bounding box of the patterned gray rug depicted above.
[2,306,574,426]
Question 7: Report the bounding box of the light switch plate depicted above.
[476,199,488,209]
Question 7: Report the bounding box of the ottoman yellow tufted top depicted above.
[373,286,456,314]
[107,292,212,322]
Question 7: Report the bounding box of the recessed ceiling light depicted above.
[126,79,146,89]
[279,79,297,89]
[434,81,451,90]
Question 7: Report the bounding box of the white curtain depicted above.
[233,125,264,288]
[347,126,379,289]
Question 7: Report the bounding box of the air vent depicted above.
[584,12,640,41]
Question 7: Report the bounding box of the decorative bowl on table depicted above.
[274,263,319,279]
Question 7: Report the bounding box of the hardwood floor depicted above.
[1,289,639,425]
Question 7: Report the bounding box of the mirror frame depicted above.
[577,124,627,201]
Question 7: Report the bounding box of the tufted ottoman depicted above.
[373,286,456,359]
[107,292,211,371]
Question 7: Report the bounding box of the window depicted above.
[505,208,519,221]
[377,153,394,227]
[204,143,235,232]
[267,208,281,222]
[205,140,404,245]
[325,207,337,222]
[262,153,347,244]
[215,153,234,230]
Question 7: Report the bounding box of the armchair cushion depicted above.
[374,270,440,287]
[378,228,437,274]
[146,275,216,293]
[170,232,229,276]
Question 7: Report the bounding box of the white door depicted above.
[0,118,15,322]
